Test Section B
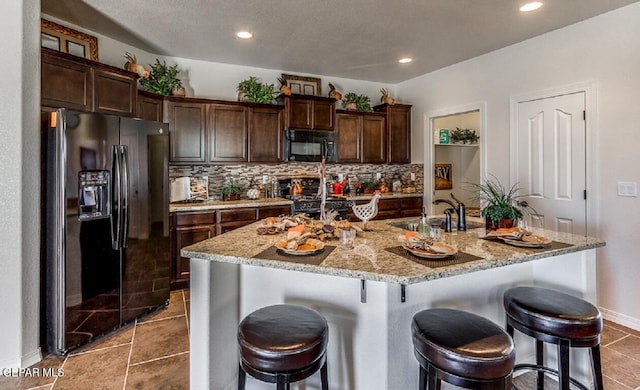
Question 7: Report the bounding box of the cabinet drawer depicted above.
[174,211,216,226]
[217,208,258,224]
[378,198,401,211]
[258,205,292,219]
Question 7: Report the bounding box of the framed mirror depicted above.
[41,19,99,61]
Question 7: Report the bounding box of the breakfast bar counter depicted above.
[183,218,605,390]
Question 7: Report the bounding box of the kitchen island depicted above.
[182,217,604,390]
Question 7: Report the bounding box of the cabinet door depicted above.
[249,107,283,162]
[168,101,207,163]
[137,93,164,122]
[216,207,257,235]
[288,98,313,129]
[362,115,386,163]
[93,69,137,117]
[401,196,423,217]
[313,99,335,131]
[388,105,412,163]
[209,104,248,162]
[173,225,215,286]
[41,52,92,111]
[336,113,361,163]
[258,205,292,219]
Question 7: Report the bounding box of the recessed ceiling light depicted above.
[520,2,543,12]
[236,31,253,39]
[398,58,412,64]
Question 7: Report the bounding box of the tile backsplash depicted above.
[169,163,424,200]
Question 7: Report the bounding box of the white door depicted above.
[515,92,586,235]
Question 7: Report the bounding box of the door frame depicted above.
[424,101,487,215]
[509,80,598,236]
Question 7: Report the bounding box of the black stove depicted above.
[278,178,350,219]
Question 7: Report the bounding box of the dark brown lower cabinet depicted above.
[170,204,292,289]
[348,196,423,222]
[170,210,216,290]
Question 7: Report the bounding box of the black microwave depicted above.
[284,130,336,163]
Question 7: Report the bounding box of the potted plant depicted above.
[361,179,378,194]
[236,76,278,104]
[450,127,479,144]
[221,180,244,201]
[471,175,533,230]
[139,59,183,96]
[342,92,373,112]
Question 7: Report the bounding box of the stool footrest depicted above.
[513,363,589,390]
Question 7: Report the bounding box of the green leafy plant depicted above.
[236,76,278,104]
[470,175,533,222]
[221,180,244,196]
[450,127,479,144]
[361,179,378,190]
[139,59,182,96]
[342,92,372,112]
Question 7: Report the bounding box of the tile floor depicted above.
[2,290,639,390]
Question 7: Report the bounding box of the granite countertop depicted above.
[340,192,423,200]
[169,197,293,212]
[181,217,605,285]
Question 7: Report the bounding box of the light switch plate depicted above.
[617,182,638,197]
[411,172,416,181]
[376,173,382,180]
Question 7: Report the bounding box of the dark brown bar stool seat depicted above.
[237,304,329,390]
[411,308,515,389]
[503,286,604,390]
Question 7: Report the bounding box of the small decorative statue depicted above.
[380,88,396,105]
[123,52,150,79]
[278,76,292,96]
[328,83,343,101]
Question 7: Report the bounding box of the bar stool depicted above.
[411,308,516,389]
[503,286,604,390]
[237,304,329,390]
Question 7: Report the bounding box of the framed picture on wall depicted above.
[281,74,321,96]
[41,18,99,61]
[434,164,453,190]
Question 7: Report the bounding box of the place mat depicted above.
[482,237,574,251]
[385,246,484,269]
[253,245,337,266]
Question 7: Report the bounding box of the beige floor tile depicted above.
[125,352,189,390]
[0,354,64,390]
[605,320,640,337]
[129,316,189,365]
[604,375,634,390]
[53,344,130,390]
[602,323,631,346]
[137,293,185,324]
[607,334,640,360]
[602,346,640,389]
[73,323,134,354]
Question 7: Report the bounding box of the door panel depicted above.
[516,92,586,235]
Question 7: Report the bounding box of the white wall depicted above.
[398,3,640,327]
[0,0,41,369]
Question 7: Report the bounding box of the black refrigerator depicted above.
[42,109,170,355]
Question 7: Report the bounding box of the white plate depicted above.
[501,236,552,248]
[275,238,325,256]
[403,243,458,259]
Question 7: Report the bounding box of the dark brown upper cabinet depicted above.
[279,94,335,131]
[137,90,164,122]
[208,103,248,162]
[248,106,283,163]
[41,48,138,117]
[166,98,207,163]
[374,103,412,163]
[336,110,386,163]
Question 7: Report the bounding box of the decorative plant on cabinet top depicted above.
[237,76,278,104]
[138,59,183,96]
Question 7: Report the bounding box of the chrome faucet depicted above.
[433,193,467,231]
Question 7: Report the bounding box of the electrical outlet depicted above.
[338,174,344,181]
[617,182,638,197]
[262,175,268,184]
[376,173,382,180]
[411,172,416,181]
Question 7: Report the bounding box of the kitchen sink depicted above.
[387,218,485,231]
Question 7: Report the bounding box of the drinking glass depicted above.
[339,228,356,250]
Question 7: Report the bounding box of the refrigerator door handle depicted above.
[111,145,122,250]
[120,145,130,248]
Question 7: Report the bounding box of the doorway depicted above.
[511,82,595,236]
[426,102,486,215]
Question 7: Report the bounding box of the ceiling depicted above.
[42,0,638,84]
